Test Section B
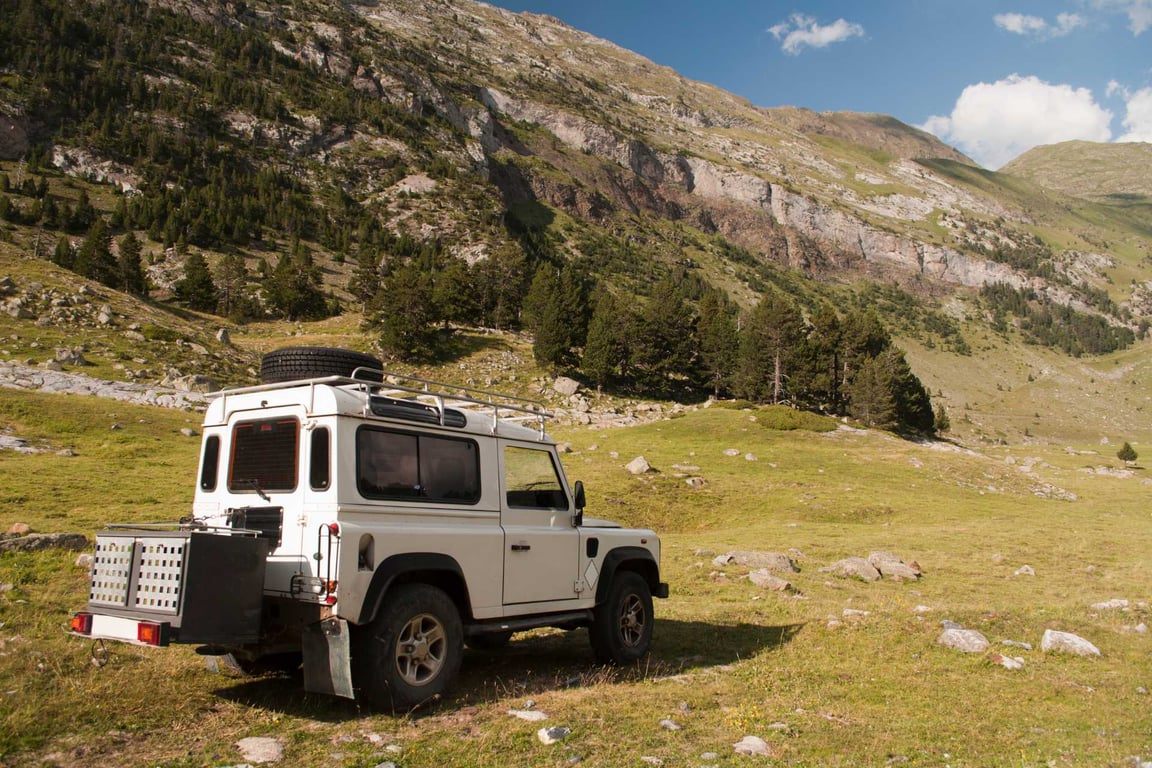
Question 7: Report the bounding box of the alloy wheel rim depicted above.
[394,613,447,686]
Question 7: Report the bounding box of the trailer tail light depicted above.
[70,612,93,635]
[137,622,165,646]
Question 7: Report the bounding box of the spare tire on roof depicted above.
[260,346,382,384]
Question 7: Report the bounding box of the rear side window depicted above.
[310,427,330,490]
[229,418,299,493]
[357,427,479,504]
[199,435,220,491]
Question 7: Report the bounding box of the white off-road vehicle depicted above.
[71,347,668,709]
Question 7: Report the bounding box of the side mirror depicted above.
[572,480,585,527]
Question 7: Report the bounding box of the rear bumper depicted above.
[71,613,172,647]
[654,582,670,599]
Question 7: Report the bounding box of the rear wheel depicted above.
[589,571,654,664]
[354,584,463,711]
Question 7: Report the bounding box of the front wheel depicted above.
[354,584,463,711]
[589,571,654,664]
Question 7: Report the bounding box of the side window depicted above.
[357,427,479,503]
[199,435,220,491]
[310,427,330,490]
[504,446,567,509]
[228,418,299,493]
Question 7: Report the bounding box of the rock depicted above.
[723,448,741,457]
[937,628,990,653]
[0,533,89,554]
[640,757,663,766]
[744,453,757,461]
[658,719,682,731]
[711,554,735,567]
[733,735,772,756]
[685,477,707,488]
[168,374,218,393]
[748,569,794,592]
[729,550,800,573]
[508,709,548,721]
[1090,599,1130,611]
[235,736,285,763]
[180,428,198,437]
[1002,640,1033,651]
[1015,565,1035,576]
[868,551,922,580]
[1041,629,1101,657]
[74,553,94,569]
[7,523,30,535]
[537,726,571,745]
[625,456,652,475]
[820,557,881,582]
[216,328,231,344]
[552,377,580,396]
[54,348,88,366]
[990,653,1025,670]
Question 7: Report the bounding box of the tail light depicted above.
[137,622,165,646]
[70,612,93,635]
[324,580,338,605]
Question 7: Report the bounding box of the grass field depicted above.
[1,390,1151,767]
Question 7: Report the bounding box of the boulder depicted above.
[625,456,652,475]
[729,550,800,573]
[937,627,990,653]
[819,557,881,582]
[868,551,922,580]
[552,376,580,396]
[0,533,89,553]
[1041,629,1101,657]
[747,569,794,592]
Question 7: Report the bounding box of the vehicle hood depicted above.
[580,516,622,528]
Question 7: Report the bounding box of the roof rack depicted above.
[212,367,552,438]
[355,366,551,437]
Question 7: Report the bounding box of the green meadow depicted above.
[1,389,1150,767]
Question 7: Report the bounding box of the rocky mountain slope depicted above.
[1001,140,1152,201]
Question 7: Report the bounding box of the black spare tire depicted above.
[260,346,382,384]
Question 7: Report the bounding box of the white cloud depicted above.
[1107,79,1128,98]
[768,14,864,55]
[1092,0,1152,34]
[920,75,1113,168]
[1118,87,1152,141]
[994,11,1085,37]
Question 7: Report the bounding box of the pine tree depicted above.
[697,286,739,398]
[1117,442,1138,466]
[844,353,897,428]
[431,257,479,327]
[375,264,436,361]
[934,402,951,433]
[75,219,119,287]
[52,237,75,271]
[582,288,626,391]
[117,231,146,295]
[630,274,697,394]
[265,240,328,320]
[216,251,250,320]
[174,251,218,312]
[736,292,806,404]
[347,245,382,308]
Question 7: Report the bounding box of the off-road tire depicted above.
[589,571,653,664]
[260,346,382,384]
[354,584,463,711]
[465,630,513,650]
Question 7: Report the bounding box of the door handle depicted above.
[510,543,531,552]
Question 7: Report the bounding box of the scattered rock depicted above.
[7,523,30,535]
[1090,599,1130,611]
[625,456,652,475]
[235,736,285,764]
[1041,629,1101,657]
[1002,640,1033,651]
[733,735,772,757]
[723,448,741,457]
[728,551,800,573]
[744,453,757,461]
[0,533,89,554]
[937,627,990,653]
[180,428,198,437]
[685,477,706,488]
[537,726,571,745]
[990,653,1025,670]
[712,554,735,567]
[216,328,231,345]
[1015,565,1035,577]
[867,551,922,580]
[552,377,580,396]
[820,557,881,582]
[658,719,682,731]
[508,709,547,722]
[74,553,94,569]
[640,757,663,766]
[842,608,870,619]
[747,569,794,592]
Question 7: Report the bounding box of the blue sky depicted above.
[484,0,1152,168]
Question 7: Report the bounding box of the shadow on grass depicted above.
[210,619,802,720]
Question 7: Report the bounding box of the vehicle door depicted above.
[499,441,580,605]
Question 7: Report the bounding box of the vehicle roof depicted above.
[203,376,553,443]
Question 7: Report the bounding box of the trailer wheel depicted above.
[259,346,382,384]
[589,571,653,664]
[354,584,463,711]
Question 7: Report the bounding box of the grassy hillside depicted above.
[1002,141,1152,201]
[2,393,1150,766]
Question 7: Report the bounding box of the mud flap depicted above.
[302,617,354,699]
